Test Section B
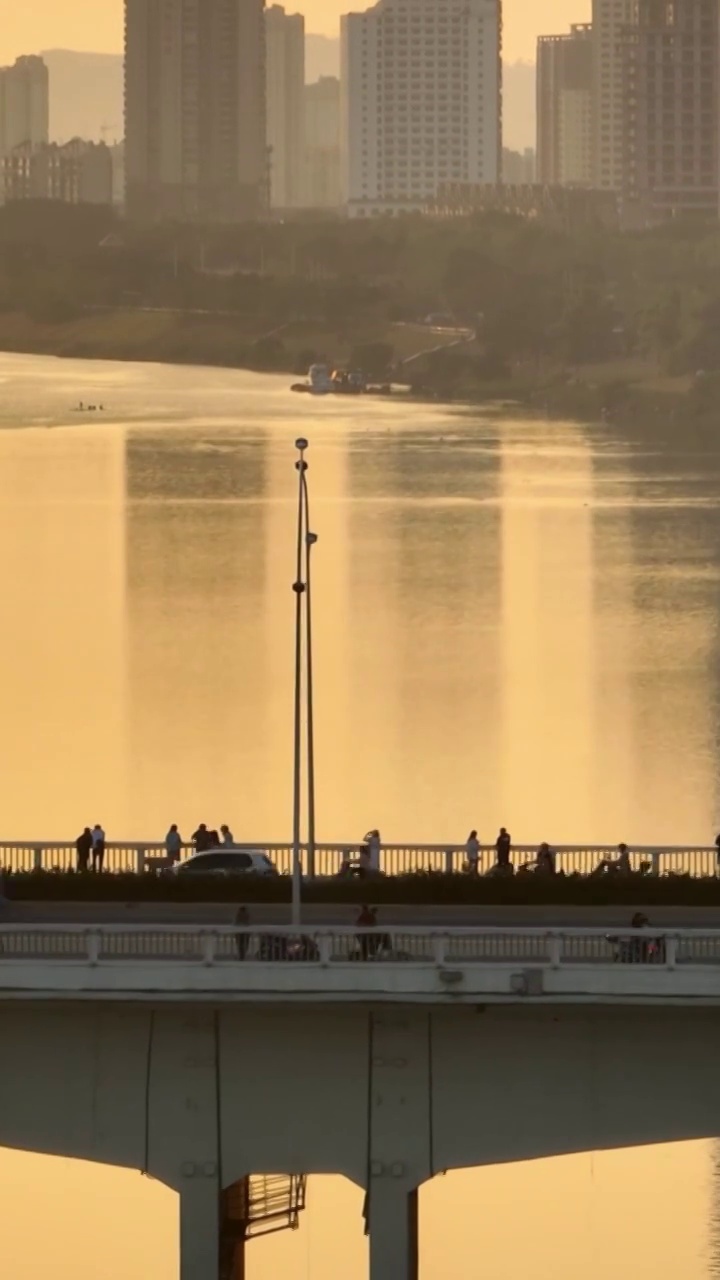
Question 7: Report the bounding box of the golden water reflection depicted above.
[0,356,719,1276]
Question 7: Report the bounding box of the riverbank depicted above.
[0,308,716,436]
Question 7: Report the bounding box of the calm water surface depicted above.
[0,351,719,1277]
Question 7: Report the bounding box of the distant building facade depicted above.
[0,56,49,203]
[124,0,266,223]
[503,147,536,185]
[2,139,113,205]
[341,0,501,217]
[536,25,593,187]
[304,77,341,207]
[265,5,305,209]
[621,0,719,223]
[592,0,636,189]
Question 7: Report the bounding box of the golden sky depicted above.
[2,0,590,64]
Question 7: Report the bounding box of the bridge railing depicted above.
[0,842,717,878]
[1,924,720,969]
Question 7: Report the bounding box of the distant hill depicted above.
[42,43,535,154]
[42,49,123,143]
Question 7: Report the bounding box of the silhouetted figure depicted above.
[465,830,480,875]
[192,823,211,852]
[596,842,632,877]
[208,829,221,848]
[495,827,511,868]
[362,829,381,872]
[91,823,106,872]
[165,824,182,864]
[221,824,234,845]
[75,827,92,873]
[537,842,556,875]
[356,905,391,960]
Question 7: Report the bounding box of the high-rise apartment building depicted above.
[0,56,49,203]
[622,0,719,222]
[265,5,305,209]
[124,0,266,223]
[537,25,593,186]
[305,77,342,207]
[592,0,635,189]
[341,0,501,217]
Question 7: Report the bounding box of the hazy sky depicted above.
[1,0,591,64]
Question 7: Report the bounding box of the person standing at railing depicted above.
[363,829,381,872]
[191,823,211,852]
[165,824,183,865]
[465,830,480,875]
[91,824,106,872]
[495,827,512,869]
[75,827,92,873]
[221,824,234,845]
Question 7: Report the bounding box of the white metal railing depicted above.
[0,924,719,969]
[0,841,717,878]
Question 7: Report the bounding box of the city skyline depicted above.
[1,0,590,65]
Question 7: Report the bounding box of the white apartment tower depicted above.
[341,0,501,216]
[592,0,635,189]
[265,5,305,208]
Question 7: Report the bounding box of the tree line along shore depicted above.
[1,200,720,433]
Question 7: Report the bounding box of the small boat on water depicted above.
[290,364,391,397]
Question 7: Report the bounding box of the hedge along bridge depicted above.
[0,840,719,877]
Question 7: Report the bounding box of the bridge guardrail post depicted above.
[444,849,454,875]
[136,847,146,874]
[547,933,562,969]
[201,933,216,966]
[33,847,43,872]
[432,935,447,967]
[318,934,333,966]
[651,850,661,877]
[86,931,101,965]
[664,934,677,969]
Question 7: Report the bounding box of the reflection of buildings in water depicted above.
[622,448,720,843]
[0,426,126,836]
[346,431,502,839]
[123,430,269,835]
[498,426,596,837]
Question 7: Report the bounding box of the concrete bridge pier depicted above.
[179,1171,220,1280]
[368,1184,419,1280]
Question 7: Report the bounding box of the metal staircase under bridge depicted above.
[220,1173,308,1279]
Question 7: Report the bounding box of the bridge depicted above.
[0,839,718,876]
[2,921,720,1278]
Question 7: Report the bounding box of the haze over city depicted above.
[0,0,589,63]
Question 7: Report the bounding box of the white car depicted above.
[174,848,278,877]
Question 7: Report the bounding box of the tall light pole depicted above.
[301,464,318,880]
[291,438,308,927]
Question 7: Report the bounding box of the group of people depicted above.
[233,904,391,962]
[464,831,638,878]
[74,825,106,872]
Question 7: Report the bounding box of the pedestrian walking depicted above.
[75,827,92,873]
[91,823,106,872]
[465,829,480,875]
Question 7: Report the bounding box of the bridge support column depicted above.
[368,1186,418,1280]
[179,1168,220,1280]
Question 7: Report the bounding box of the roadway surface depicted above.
[2,903,720,928]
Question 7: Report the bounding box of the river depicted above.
[0,351,718,1277]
